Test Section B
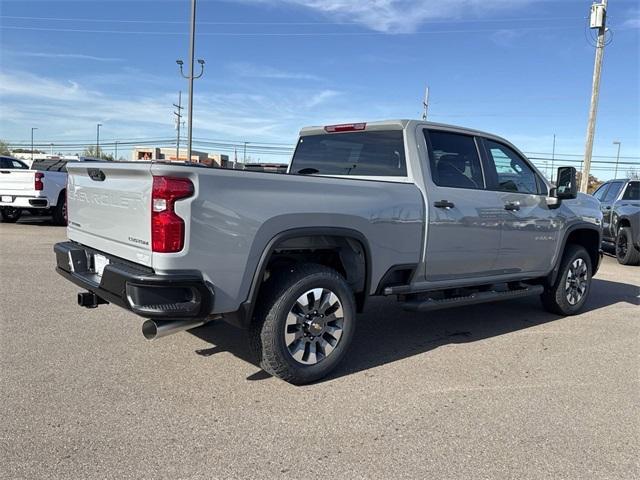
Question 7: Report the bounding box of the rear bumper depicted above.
[54,241,214,319]
[0,195,51,208]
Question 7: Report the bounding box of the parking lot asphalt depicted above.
[1,216,639,480]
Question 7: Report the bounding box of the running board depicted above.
[401,285,544,313]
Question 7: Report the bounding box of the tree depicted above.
[576,172,602,194]
[626,167,640,180]
[0,140,10,156]
[82,145,115,161]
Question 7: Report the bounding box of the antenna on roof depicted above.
[422,86,430,121]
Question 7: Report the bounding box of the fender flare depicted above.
[226,227,372,328]
[548,222,602,285]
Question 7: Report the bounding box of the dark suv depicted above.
[592,179,640,265]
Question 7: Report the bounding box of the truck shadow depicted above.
[11,212,61,226]
[189,278,638,384]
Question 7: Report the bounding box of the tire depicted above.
[541,245,592,315]
[52,191,67,226]
[615,227,640,266]
[0,207,22,223]
[250,263,357,385]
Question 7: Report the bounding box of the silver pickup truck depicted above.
[54,120,603,384]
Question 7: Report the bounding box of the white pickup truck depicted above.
[0,156,68,224]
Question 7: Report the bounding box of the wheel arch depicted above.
[548,224,602,285]
[226,227,372,328]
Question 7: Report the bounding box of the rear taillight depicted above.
[35,172,44,191]
[151,176,194,253]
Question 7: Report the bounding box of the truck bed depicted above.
[66,162,425,313]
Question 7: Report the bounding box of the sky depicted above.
[0,0,639,179]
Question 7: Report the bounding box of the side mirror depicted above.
[555,166,578,200]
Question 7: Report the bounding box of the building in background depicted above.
[131,146,229,167]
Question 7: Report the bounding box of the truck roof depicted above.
[299,119,506,141]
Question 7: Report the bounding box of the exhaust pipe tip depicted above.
[142,320,159,340]
[142,318,208,341]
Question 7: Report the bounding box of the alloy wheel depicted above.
[284,288,345,365]
[565,258,588,305]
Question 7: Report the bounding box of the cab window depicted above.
[483,140,545,195]
[424,130,484,189]
[0,157,28,169]
[621,181,639,200]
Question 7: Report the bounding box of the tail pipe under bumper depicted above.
[141,318,211,340]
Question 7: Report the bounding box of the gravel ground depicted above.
[1,217,639,480]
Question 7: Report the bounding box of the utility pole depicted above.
[115,141,119,160]
[173,91,184,161]
[30,127,38,162]
[243,141,249,164]
[96,123,102,158]
[551,134,556,183]
[613,141,621,179]
[422,86,430,121]
[581,0,608,193]
[177,0,205,163]
[50,143,54,155]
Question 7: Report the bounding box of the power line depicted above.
[0,25,580,36]
[0,15,584,26]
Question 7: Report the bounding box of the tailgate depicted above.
[0,170,35,192]
[67,162,153,266]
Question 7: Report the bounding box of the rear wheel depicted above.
[615,227,640,266]
[541,245,592,315]
[250,263,356,385]
[52,191,67,226]
[0,207,21,223]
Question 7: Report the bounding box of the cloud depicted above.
[227,62,322,81]
[620,9,640,29]
[5,51,123,62]
[252,0,532,33]
[0,70,348,148]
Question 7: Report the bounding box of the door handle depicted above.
[434,200,455,209]
[504,201,521,211]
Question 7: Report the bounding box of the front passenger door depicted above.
[481,139,560,275]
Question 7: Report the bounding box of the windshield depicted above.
[290,130,407,176]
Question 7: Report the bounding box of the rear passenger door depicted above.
[480,138,559,275]
[422,129,503,281]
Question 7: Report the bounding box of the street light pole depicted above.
[177,0,205,164]
[31,127,38,162]
[96,123,102,158]
[551,134,556,183]
[613,141,621,179]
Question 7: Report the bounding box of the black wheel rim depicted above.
[616,232,628,259]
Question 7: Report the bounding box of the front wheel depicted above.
[541,245,592,315]
[250,263,356,385]
[615,227,640,266]
[0,207,22,223]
